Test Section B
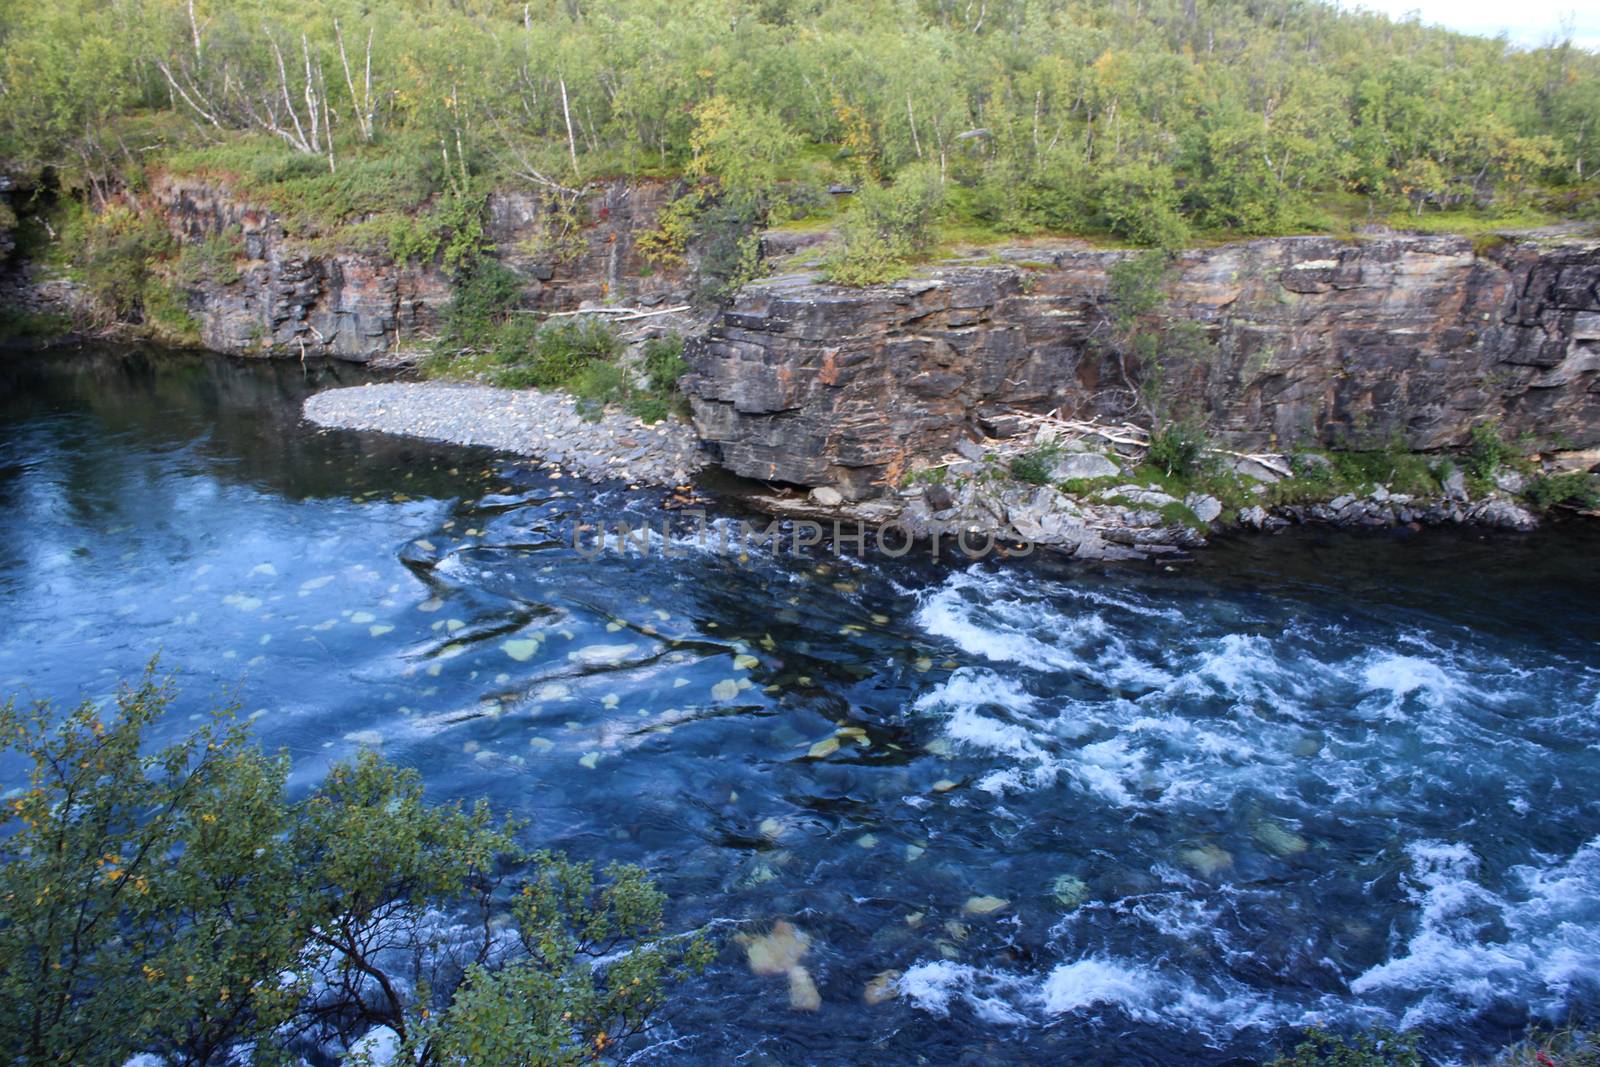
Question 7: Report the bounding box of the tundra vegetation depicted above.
[1,0,1596,291]
[0,670,712,1065]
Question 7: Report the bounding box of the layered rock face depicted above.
[152,175,694,361]
[684,234,1600,498]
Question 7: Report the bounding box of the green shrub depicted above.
[824,163,946,286]
[1329,443,1444,497]
[1267,1027,1422,1067]
[1464,420,1518,480]
[140,279,202,346]
[0,308,75,345]
[1096,160,1191,249]
[176,224,245,286]
[77,204,172,321]
[637,189,705,270]
[1009,449,1054,485]
[519,317,626,387]
[642,333,689,393]
[432,258,526,365]
[1497,1028,1600,1066]
[1524,471,1600,510]
[1147,420,1208,477]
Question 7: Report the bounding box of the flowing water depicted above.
[3,347,1599,1065]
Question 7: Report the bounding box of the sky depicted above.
[1340,0,1600,50]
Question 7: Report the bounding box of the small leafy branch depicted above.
[0,668,712,1065]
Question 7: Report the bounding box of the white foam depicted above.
[898,954,1294,1036]
[896,961,1030,1024]
[1038,958,1155,1017]
[1351,838,1600,1027]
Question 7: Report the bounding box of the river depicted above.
[2,346,1598,1065]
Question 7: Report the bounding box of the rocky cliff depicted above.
[684,233,1600,498]
[151,174,697,361]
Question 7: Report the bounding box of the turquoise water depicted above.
[3,347,1599,1065]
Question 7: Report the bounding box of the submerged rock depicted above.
[963,894,1010,916]
[1180,844,1234,876]
[1050,874,1090,908]
[568,642,637,667]
[742,920,811,976]
[863,969,902,1005]
[787,965,822,1011]
[741,920,821,1011]
[1254,821,1309,857]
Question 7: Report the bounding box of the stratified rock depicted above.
[148,174,697,362]
[685,235,1600,500]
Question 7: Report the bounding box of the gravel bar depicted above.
[303,382,707,487]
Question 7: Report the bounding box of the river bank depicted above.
[303,381,705,489]
[299,376,1592,562]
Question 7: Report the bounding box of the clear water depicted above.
[3,347,1599,1065]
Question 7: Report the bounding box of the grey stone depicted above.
[1049,452,1121,481]
[1493,468,1528,494]
[1101,485,1178,508]
[1471,498,1539,530]
[954,438,988,462]
[923,483,955,511]
[1443,467,1469,501]
[1228,456,1286,483]
[809,486,844,507]
[1186,494,1223,524]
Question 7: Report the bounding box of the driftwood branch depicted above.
[528,305,691,323]
[1002,407,1294,474]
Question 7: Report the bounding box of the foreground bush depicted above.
[1268,1028,1421,1067]
[0,670,711,1065]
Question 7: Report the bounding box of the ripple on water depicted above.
[4,351,1600,1065]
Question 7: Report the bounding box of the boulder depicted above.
[1227,456,1286,483]
[1049,451,1121,481]
[1186,493,1223,524]
[809,486,844,507]
[1493,468,1528,494]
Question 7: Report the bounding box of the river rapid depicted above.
[2,347,1598,1065]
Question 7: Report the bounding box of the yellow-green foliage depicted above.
[0,670,712,1064]
[637,189,707,270]
[1,0,1595,265]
